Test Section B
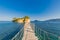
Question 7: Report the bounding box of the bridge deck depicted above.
[22,23,38,40]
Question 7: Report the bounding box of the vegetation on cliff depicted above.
[12,16,30,23]
[24,16,30,19]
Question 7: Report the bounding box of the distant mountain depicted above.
[32,19,60,23]
[31,20,42,23]
[45,19,60,22]
[32,19,60,36]
[32,20,40,22]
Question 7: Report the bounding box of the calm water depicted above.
[32,21,60,40]
[34,22,60,36]
[0,21,60,40]
[0,21,23,40]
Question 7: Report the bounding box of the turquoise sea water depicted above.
[0,21,23,40]
[0,21,60,40]
[34,22,60,36]
[33,22,60,40]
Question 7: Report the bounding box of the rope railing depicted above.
[11,27,24,40]
[31,23,60,40]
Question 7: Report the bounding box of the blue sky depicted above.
[0,0,60,21]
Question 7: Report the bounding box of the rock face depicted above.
[12,16,30,23]
[24,19,30,23]
[17,18,30,23]
[17,18,24,23]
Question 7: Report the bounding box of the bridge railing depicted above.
[31,23,60,40]
[11,27,24,40]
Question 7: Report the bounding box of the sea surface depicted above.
[0,21,23,40]
[31,21,60,35]
[32,21,60,40]
[0,21,60,40]
[35,22,60,36]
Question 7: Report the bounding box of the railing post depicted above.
[44,31,45,40]
[40,29,41,40]
[11,27,24,40]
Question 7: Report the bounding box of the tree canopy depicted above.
[24,16,30,19]
[12,16,30,23]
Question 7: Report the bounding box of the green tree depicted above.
[24,16,30,19]
[12,17,18,22]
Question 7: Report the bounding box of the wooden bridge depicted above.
[11,22,59,40]
[22,23,38,40]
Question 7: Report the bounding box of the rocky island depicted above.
[12,16,30,23]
